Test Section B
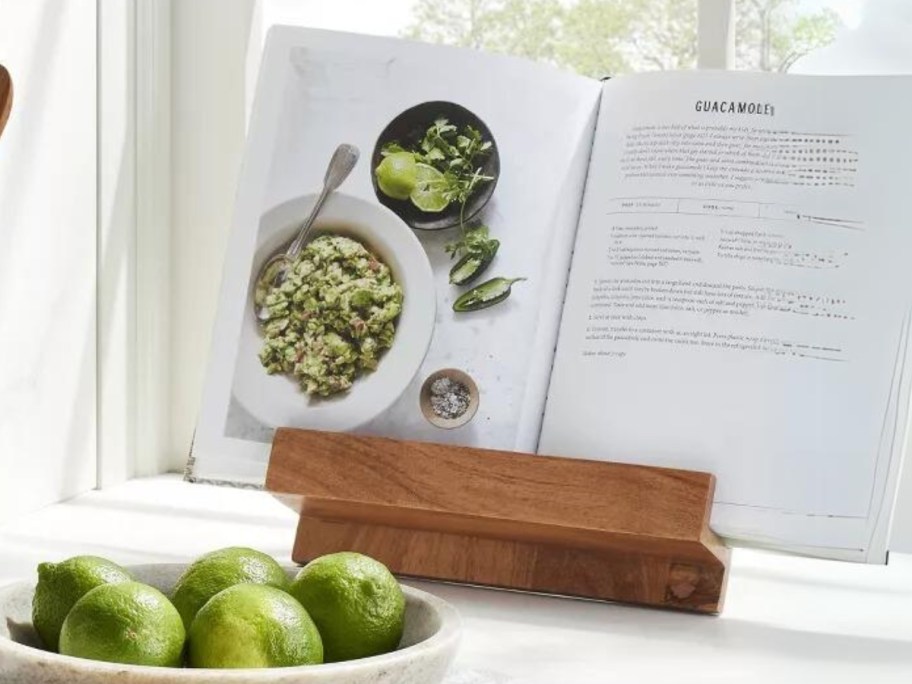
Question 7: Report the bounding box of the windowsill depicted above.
[2,475,911,681]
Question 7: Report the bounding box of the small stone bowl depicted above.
[419,369,480,429]
[0,564,461,684]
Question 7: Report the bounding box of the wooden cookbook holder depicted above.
[265,428,730,614]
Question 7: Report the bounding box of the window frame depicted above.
[97,0,172,488]
[698,0,736,68]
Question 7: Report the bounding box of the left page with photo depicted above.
[189,26,602,483]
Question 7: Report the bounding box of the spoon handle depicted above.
[287,144,360,259]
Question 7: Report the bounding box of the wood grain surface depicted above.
[0,65,11,140]
[266,428,730,613]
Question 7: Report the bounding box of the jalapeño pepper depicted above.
[453,277,526,312]
[449,238,499,286]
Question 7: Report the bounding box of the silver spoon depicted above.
[254,143,360,322]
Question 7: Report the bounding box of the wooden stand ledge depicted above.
[265,428,730,614]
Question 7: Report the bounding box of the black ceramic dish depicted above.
[370,101,500,231]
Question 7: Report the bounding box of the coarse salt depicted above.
[429,376,471,420]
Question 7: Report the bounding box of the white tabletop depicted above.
[1,475,910,683]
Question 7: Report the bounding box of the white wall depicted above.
[0,0,97,521]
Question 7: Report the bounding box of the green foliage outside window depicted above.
[403,0,842,76]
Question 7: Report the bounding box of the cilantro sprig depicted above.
[445,224,499,262]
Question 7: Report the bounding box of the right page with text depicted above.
[540,72,912,560]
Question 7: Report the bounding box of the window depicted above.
[734,0,856,71]
[257,0,888,75]
[259,0,701,76]
[785,0,912,74]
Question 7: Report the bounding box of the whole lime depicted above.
[375,152,419,201]
[187,584,323,669]
[32,555,133,652]
[288,552,404,662]
[170,547,289,630]
[59,582,185,667]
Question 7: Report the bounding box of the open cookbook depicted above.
[190,25,912,563]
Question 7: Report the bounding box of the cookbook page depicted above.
[190,26,601,483]
[540,72,912,559]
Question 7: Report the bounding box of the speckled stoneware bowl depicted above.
[0,564,460,684]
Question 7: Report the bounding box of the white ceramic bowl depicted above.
[233,192,436,432]
[0,564,460,684]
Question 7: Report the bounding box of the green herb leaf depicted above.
[446,224,499,261]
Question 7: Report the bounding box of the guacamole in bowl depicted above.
[232,192,435,433]
[256,235,404,397]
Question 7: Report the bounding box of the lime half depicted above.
[410,164,449,213]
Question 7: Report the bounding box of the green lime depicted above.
[375,152,418,200]
[32,555,133,652]
[59,581,185,667]
[410,164,450,213]
[288,552,404,663]
[188,584,322,668]
[170,547,289,630]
